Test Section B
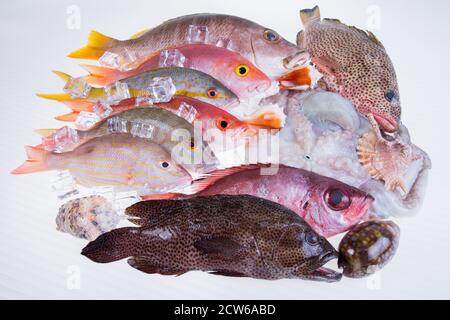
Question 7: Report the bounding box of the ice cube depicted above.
[130,121,155,139]
[175,102,198,123]
[99,50,138,72]
[135,95,154,107]
[51,171,79,200]
[42,126,79,152]
[216,37,230,48]
[104,81,130,103]
[147,77,176,103]
[63,77,91,98]
[188,25,209,44]
[93,101,113,119]
[75,111,100,130]
[159,49,186,67]
[107,116,128,133]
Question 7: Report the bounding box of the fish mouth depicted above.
[372,113,399,133]
[308,252,342,282]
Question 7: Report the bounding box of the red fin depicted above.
[278,66,312,87]
[61,99,95,112]
[81,64,122,86]
[55,112,79,122]
[141,193,179,200]
[182,165,262,195]
[11,146,48,174]
[34,128,57,137]
[127,257,187,276]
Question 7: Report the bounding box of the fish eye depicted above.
[235,64,250,77]
[263,29,279,42]
[324,189,351,211]
[305,231,319,245]
[216,118,229,131]
[385,90,397,102]
[161,161,169,168]
[207,88,218,98]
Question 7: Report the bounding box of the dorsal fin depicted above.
[129,28,151,39]
[300,6,321,26]
[349,26,385,49]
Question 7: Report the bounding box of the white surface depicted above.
[0,0,449,299]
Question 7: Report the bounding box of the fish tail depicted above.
[81,227,137,263]
[278,66,312,88]
[300,6,321,26]
[34,128,57,137]
[68,30,119,60]
[61,99,95,112]
[55,112,79,122]
[11,146,49,175]
[81,64,122,86]
[36,93,72,101]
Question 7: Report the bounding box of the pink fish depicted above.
[162,165,374,237]
[82,44,273,99]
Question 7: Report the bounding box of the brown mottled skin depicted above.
[338,220,400,278]
[297,6,401,133]
[82,195,342,282]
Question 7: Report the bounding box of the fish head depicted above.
[273,224,341,282]
[145,148,193,191]
[304,177,374,237]
[197,78,240,110]
[218,53,272,97]
[233,26,302,78]
[352,56,401,133]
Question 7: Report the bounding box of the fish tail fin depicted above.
[278,66,312,89]
[36,93,72,101]
[61,99,95,112]
[300,6,321,26]
[80,64,122,86]
[34,128,57,137]
[55,112,79,122]
[68,30,119,60]
[52,70,72,83]
[81,227,137,263]
[11,146,49,175]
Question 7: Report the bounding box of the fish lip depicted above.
[319,251,339,265]
[309,267,343,282]
[372,113,399,133]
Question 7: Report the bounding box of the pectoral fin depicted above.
[194,237,242,258]
[128,257,187,276]
[311,56,340,76]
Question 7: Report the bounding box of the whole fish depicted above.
[338,220,400,278]
[81,195,342,282]
[170,165,374,237]
[68,14,306,78]
[36,107,219,176]
[12,133,194,196]
[39,67,239,110]
[82,44,272,99]
[295,6,401,134]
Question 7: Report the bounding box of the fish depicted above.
[169,165,374,237]
[55,195,120,241]
[35,107,219,176]
[295,6,401,134]
[82,43,273,99]
[338,220,400,278]
[68,14,306,78]
[11,133,195,196]
[38,67,239,110]
[81,195,342,282]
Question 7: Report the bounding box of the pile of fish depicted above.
[12,6,431,282]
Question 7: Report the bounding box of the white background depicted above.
[0,0,449,299]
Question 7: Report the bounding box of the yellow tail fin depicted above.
[34,128,57,137]
[68,30,118,60]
